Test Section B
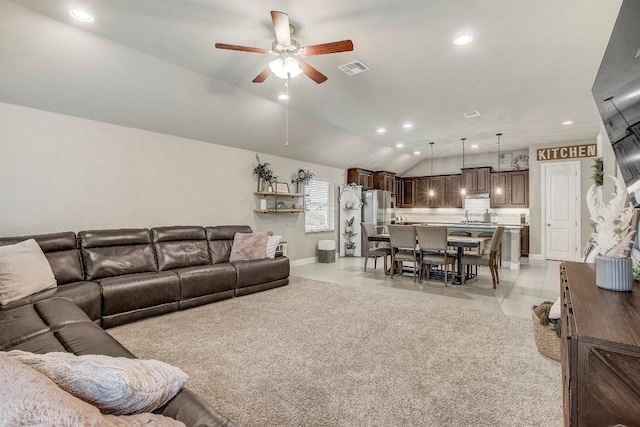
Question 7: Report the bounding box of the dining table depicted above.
[368,233,491,285]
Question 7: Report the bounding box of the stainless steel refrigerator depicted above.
[361,190,393,252]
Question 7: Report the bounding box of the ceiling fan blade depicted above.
[299,61,328,84]
[301,40,354,56]
[271,11,291,46]
[252,67,271,83]
[214,43,269,55]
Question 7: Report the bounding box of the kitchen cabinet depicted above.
[520,225,529,257]
[374,171,396,193]
[444,175,463,208]
[560,262,640,426]
[490,170,529,208]
[461,167,492,194]
[396,178,414,207]
[347,168,374,190]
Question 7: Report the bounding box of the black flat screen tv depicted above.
[592,0,640,208]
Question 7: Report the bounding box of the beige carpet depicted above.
[109,277,562,427]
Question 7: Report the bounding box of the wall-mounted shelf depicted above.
[254,191,303,197]
[253,191,304,214]
[254,209,303,214]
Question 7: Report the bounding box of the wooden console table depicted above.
[560,261,640,426]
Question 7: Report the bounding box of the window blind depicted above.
[305,179,335,233]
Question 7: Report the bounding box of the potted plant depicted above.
[587,175,637,291]
[344,234,357,257]
[345,217,355,234]
[253,154,276,192]
[291,168,314,193]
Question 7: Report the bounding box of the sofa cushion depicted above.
[205,225,252,264]
[229,232,268,262]
[152,226,211,270]
[0,356,185,426]
[0,232,84,285]
[0,239,57,305]
[176,264,236,299]
[232,256,290,289]
[7,349,188,416]
[0,281,102,322]
[99,272,180,316]
[266,235,282,259]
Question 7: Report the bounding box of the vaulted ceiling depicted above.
[1,0,622,174]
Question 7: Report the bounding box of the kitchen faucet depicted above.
[464,210,468,225]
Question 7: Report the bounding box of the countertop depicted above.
[394,221,527,229]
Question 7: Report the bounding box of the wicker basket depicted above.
[531,304,561,362]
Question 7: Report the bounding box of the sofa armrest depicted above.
[155,388,237,427]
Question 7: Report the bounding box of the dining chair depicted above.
[416,226,455,285]
[360,222,392,272]
[388,225,418,281]
[478,231,501,264]
[460,226,505,288]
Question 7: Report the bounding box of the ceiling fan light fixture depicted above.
[269,57,303,79]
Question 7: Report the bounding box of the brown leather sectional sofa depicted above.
[0,225,290,427]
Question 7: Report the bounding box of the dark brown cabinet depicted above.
[374,171,396,193]
[396,178,414,207]
[520,225,529,257]
[461,167,492,194]
[560,262,640,427]
[347,168,374,190]
[444,175,463,208]
[490,170,529,208]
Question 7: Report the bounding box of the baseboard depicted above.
[290,257,317,267]
[528,253,544,260]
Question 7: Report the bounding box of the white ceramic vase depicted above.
[595,256,634,292]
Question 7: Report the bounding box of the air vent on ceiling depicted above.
[463,110,482,118]
[339,60,370,76]
[635,48,640,59]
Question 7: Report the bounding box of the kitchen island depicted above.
[393,222,525,269]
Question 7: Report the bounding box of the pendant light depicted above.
[495,133,503,194]
[460,138,467,196]
[428,142,435,197]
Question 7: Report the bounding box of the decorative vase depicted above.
[595,256,634,292]
[296,182,302,193]
[257,177,263,192]
[345,226,354,234]
[345,248,355,257]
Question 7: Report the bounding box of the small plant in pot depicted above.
[344,236,357,257]
[345,217,355,234]
[587,175,637,291]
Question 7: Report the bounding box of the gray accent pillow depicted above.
[5,350,188,415]
[0,239,56,305]
[229,232,268,262]
[0,355,185,426]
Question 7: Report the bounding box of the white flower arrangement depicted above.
[586,175,636,258]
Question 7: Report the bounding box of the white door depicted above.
[543,162,580,261]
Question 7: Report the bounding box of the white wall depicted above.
[401,149,529,176]
[0,102,344,260]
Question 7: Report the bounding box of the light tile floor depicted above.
[292,256,562,319]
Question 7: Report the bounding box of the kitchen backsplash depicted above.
[394,206,529,225]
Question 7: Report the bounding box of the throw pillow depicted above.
[266,235,282,258]
[0,239,57,305]
[229,232,268,262]
[5,350,188,415]
[0,355,185,426]
[548,296,561,320]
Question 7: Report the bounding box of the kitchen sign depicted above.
[536,144,597,161]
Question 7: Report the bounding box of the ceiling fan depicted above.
[215,11,354,84]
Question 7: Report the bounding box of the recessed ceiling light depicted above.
[376,128,386,134]
[69,10,94,22]
[402,123,413,129]
[562,120,574,125]
[395,143,404,148]
[278,94,290,100]
[454,35,473,46]
[470,144,479,148]
[414,151,421,156]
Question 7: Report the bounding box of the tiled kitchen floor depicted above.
[292,256,561,319]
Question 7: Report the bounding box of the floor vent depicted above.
[463,110,482,118]
[339,60,370,76]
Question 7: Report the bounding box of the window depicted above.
[305,179,335,233]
